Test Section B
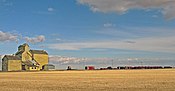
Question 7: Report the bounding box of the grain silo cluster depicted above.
[2,43,55,71]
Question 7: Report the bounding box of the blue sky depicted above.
[0,0,175,68]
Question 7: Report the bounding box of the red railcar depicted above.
[85,66,95,70]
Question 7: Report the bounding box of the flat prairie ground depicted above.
[0,69,175,91]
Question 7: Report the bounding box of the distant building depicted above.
[42,64,55,70]
[85,66,95,70]
[2,43,54,71]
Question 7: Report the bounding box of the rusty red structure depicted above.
[85,66,95,70]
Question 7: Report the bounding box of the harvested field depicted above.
[0,69,175,91]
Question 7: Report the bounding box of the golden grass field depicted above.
[0,69,175,91]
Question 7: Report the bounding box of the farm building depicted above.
[2,55,22,71]
[42,64,55,70]
[21,60,40,71]
[2,43,54,71]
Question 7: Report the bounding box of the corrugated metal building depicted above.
[42,64,55,70]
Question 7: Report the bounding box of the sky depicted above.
[0,0,175,69]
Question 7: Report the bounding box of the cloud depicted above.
[48,55,175,68]
[56,38,61,41]
[47,7,54,12]
[96,26,175,39]
[77,0,175,20]
[24,35,45,44]
[49,55,86,65]
[36,7,55,15]
[0,31,18,42]
[48,26,175,53]
[48,36,175,53]
[0,30,46,44]
[0,0,13,6]
[103,23,116,28]
[152,15,159,18]
[124,41,136,44]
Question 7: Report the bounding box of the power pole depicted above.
[112,59,114,67]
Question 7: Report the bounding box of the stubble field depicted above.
[0,69,175,91]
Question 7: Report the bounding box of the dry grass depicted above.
[0,69,175,91]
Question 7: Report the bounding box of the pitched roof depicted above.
[3,55,21,60]
[30,50,48,55]
[22,60,39,67]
